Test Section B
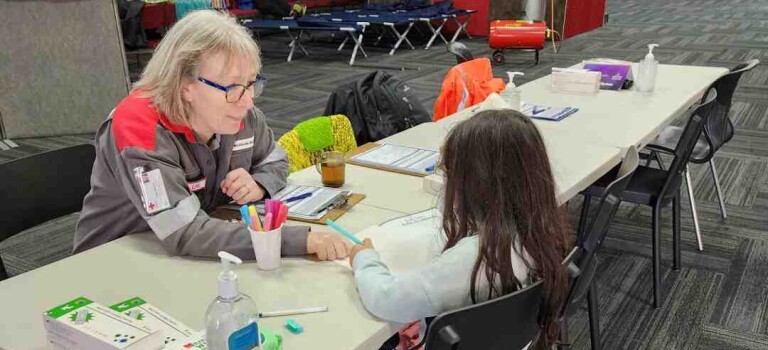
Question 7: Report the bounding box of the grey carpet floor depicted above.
[2,0,768,348]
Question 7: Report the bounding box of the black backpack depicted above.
[324,71,431,145]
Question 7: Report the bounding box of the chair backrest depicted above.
[425,280,544,350]
[561,146,639,316]
[697,59,759,161]
[0,144,95,279]
[661,89,718,199]
[277,115,356,173]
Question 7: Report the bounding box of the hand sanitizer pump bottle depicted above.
[636,44,659,93]
[206,252,261,350]
[500,72,524,111]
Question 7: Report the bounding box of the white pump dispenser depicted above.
[205,252,261,350]
[217,251,241,299]
[500,72,524,111]
[636,44,659,92]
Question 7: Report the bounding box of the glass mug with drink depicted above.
[315,151,345,187]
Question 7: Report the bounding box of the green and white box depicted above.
[43,297,164,350]
[110,297,195,348]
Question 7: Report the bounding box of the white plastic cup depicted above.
[250,225,282,270]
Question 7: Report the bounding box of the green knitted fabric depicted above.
[294,116,334,152]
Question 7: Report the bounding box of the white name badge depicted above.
[134,167,171,215]
[187,178,207,192]
[233,137,255,151]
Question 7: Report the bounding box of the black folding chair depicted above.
[578,90,718,308]
[646,59,759,251]
[0,144,95,280]
[561,147,639,350]
[424,280,545,350]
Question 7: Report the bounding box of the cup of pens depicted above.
[242,200,289,271]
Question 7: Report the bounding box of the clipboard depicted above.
[209,193,366,225]
[290,193,366,224]
[346,143,436,177]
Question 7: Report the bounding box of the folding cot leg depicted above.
[462,13,474,39]
[294,30,309,56]
[347,31,368,65]
[401,23,415,49]
[300,30,316,42]
[388,22,415,55]
[449,14,472,42]
[422,17,448,50]
[375,26,389,46]
[285,30,298,62]
[338,36,350,51]
[435,17,450,44]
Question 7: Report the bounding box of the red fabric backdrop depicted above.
[564,0,606,38]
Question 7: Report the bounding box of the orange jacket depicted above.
[433,58,506,121]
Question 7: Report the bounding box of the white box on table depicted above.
[109,297,195,348]
[43,296,163,350]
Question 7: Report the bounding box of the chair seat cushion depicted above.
[584,165,681,206]
[649,125,711,162]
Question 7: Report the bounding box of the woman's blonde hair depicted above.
[133,10,261,125]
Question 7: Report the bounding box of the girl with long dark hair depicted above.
[349,109,571,349]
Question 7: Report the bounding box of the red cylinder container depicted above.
[488,20,546,50]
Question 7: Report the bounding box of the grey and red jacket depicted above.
[74,91,308,258]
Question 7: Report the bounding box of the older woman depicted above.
[75,10,350,261]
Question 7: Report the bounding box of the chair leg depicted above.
[684,166,703,251]
[673,190,681,270]
[558,316,570,350]
[709,159,727,220]
[652,203,662,309]
[577,194,592,242]
[587,282,601,350]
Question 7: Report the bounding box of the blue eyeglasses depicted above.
[197,74,267,103]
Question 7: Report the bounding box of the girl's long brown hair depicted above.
[440,110,570,348]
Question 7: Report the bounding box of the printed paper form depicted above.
[335,209,445,273]
[380,208,441,231]
[521,103,579,121]
[258,185,349,220]
[351,144,439,173]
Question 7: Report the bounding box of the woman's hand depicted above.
[221,168,265,204]
[349,238,374,266]
[307,231,353,260]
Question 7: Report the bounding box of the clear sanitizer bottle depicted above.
[500,72,524,111]
[205,252,261,350]
[636,44,659,93]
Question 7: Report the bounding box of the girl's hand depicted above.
[349,238,374,266]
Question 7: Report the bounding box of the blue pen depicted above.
[285,192,312,203]
[325,219,363,245]
[424,164,436,173]
[239,205,252,226]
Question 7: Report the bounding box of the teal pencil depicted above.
[325,219,363,245]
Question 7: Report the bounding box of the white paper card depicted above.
[136,168,171,215]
